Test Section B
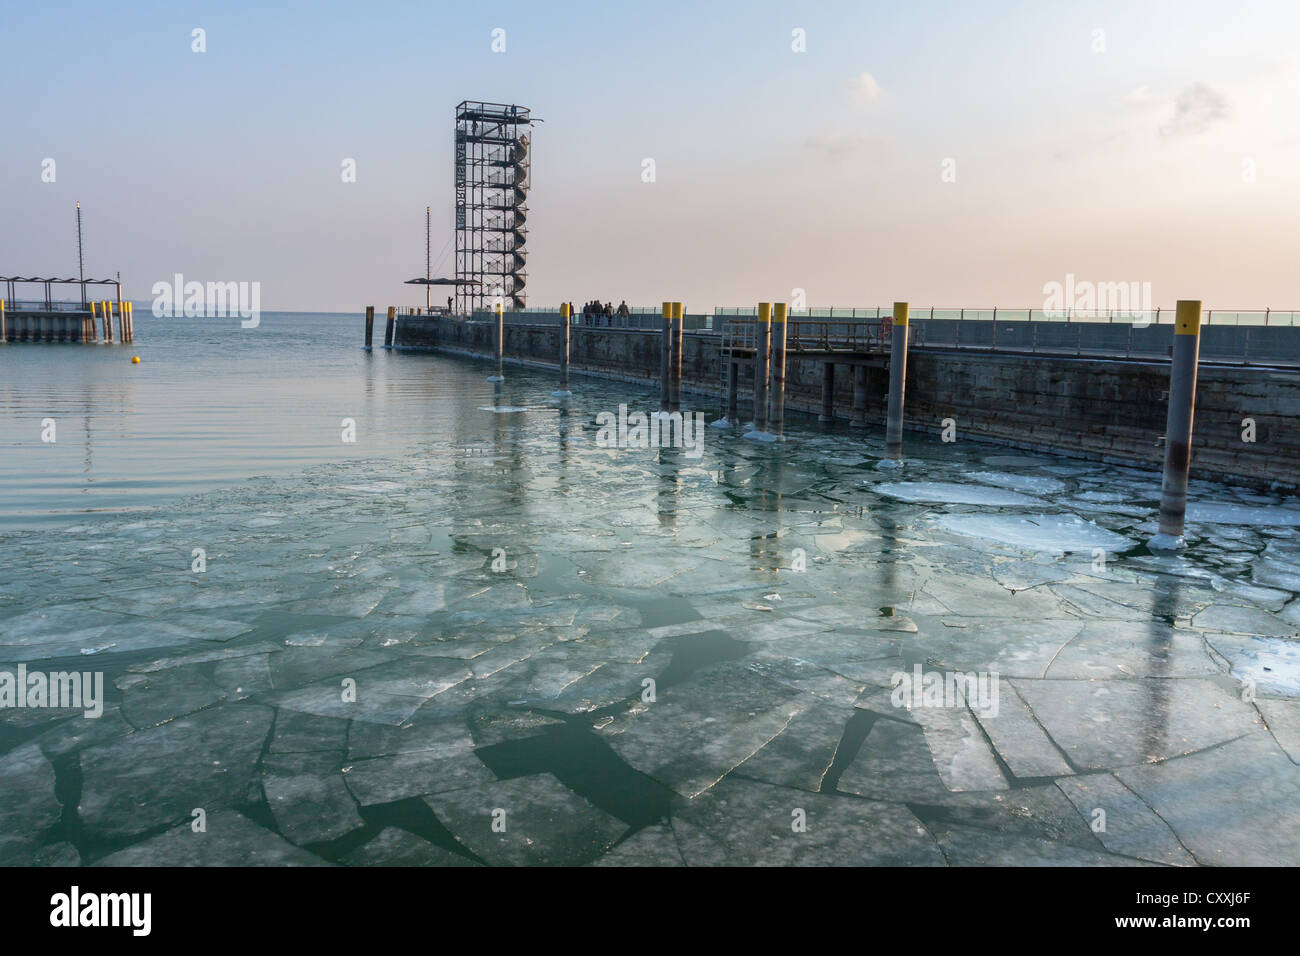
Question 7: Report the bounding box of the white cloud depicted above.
[847,72,882,104]
[1159,83,1230,137]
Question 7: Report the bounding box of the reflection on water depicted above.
[1,312,1298,865]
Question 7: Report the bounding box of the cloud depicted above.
[1159,83,1230,137]
[847,72,882,105]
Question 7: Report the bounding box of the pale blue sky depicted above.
[3,0,1298,310]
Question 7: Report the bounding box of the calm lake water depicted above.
[1,311,1298,866]
[0,312,501,528]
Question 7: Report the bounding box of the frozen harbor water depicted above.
[2,315,1299,866]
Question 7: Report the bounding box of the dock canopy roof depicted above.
[404,277,482,286]
[1,276,119,284]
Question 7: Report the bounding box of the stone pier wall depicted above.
[395,315,1300,490]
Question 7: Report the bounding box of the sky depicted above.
[3,0,1298,312]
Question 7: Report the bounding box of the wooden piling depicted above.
[364,305,375,349]
[669,302,683,413]
[820,363,835,422]
[884,302,910,459]
[0,298,6,344]
[489,302,505,379]
[384,306,396,348]
[660,302,672,413]
[556,302,572,395]
[769,303,788,436]
[1154,300,1203,547]
[753,303,772,433]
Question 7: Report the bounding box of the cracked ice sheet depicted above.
[732,699,854,792]
[264,752,365,845]
[1117,731,1300,866]
[873,481,1041,506]
[936,513,1135,554]
[1056,773,1195,866]
[1203,633,1300,697]
[96,810,329,866]
[1010,677,1262,770]
[672,776,944,866]
[425,773,626,866]
[78,704,274,841]
[907,619,1084,679]
[0,744,62,865]
[340,828,479,867]
[598,659,808,798]
[933,824,1153,866]
[1044,620,1220,680]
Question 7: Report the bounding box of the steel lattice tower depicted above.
[454,101,533,314]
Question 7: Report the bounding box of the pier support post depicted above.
[1153,300,1203,549]
[884,302,910,460]
[769,303,788,436]
[104,300,113,343]
[669,302,683,413]
[127,301,134,342]
[660,302,672,413]
[753,303,771,433]
[851,365,867,428]
[0,299,5,344]
[384,306,396,348]
[488,302,505,380]
[555,303,572,396]
[364,306,374,349]
[820,362,835,422]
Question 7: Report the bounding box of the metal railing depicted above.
[724,317,898,353]
[713,307,1300,326]
[3,299,94,313]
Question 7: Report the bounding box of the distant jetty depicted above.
[1,276,134,343]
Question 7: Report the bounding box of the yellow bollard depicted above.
[1153,300,1203,548]
[884,301,910,460]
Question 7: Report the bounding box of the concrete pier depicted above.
[390,310,1300,492]
[753,303,771,433]
[1153,300,1203,548]
[884,301,910,461]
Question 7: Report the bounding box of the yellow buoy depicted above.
[131,356,140,364]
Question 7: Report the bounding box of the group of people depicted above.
[574,299,631,325]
